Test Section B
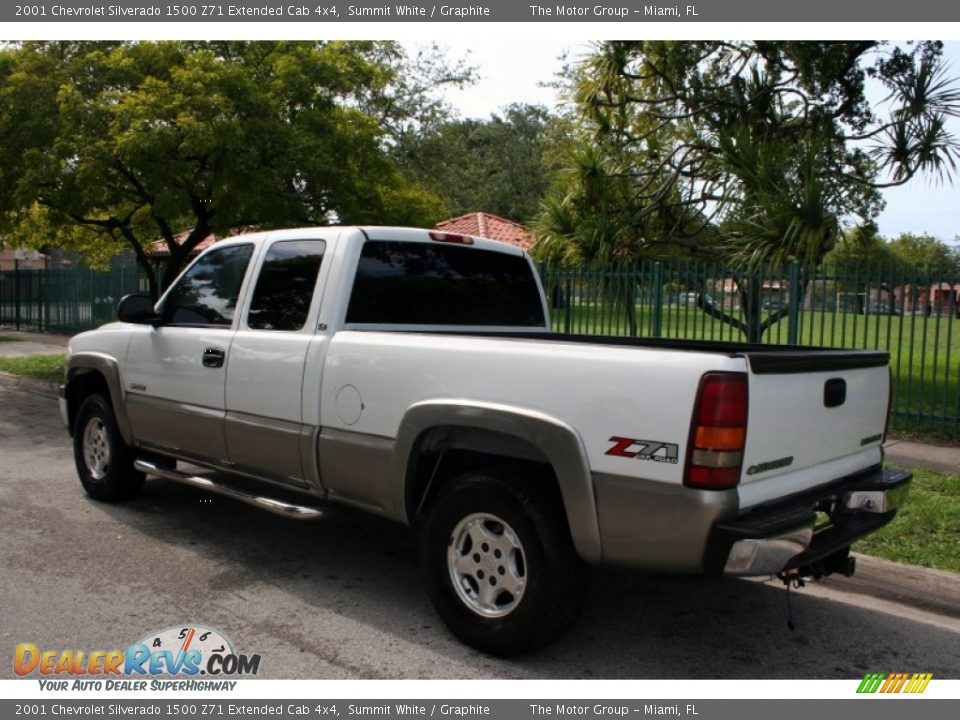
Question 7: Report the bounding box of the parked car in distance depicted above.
[867,301,902,315]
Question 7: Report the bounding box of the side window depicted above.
[163,244,254,327]
[247,240,327,331]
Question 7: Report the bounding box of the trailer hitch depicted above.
[784,547,857,582]
[776,547,857,631]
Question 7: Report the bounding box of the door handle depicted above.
[202,347,226,368]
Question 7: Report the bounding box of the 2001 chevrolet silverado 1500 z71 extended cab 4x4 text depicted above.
[61,226,911,656]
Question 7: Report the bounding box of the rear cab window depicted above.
[346,240,545,328]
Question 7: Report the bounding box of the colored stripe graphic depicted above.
[908,673,934,693]
[857,672,932,693]
[857,673,885,693]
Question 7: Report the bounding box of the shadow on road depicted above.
[93,477,959,679]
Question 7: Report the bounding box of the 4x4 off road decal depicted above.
[606,436,679,464]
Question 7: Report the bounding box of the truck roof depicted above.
[212,225,528,257]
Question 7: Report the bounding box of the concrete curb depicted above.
[0,371,59,399]
[822,553,960,620]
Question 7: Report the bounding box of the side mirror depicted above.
[117,294,161,326]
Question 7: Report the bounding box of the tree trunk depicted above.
[123,233,160,301]
[136,257,160,301]
[161,247,189,292]
[739,277,764,343]
[158,221,211,294]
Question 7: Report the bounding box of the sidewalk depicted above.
[0,329,71,357]
[884,439,959,475]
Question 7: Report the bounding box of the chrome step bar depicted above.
[134,458,325,520]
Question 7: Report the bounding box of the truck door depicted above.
[125,243,255,464]
[224,239,327,488]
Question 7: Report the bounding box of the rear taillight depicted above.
[685,372,748,490]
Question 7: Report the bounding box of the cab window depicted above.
[247,240,327,331]
[163,244,254,327]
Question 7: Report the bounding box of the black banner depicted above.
[1,700,959,720]
[4,0,960,23]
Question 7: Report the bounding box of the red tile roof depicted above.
[435,212,535,252]
[150,230,218,257]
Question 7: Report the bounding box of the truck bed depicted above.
[400,330,890,374]
[332,329,890,512]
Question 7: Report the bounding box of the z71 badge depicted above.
[606,436,680,464]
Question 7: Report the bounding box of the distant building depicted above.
[869,282,960,316]
[434,212,535,252]
[0,247,50,271]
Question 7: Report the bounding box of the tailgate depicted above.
[737,350,890,510]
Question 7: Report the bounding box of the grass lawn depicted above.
[0,335,22,342]
[0,353,66,384]
[854,468,960,572]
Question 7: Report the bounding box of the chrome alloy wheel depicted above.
[82,416,111,481]
[447,512,527,618]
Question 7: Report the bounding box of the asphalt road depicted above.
[1,385,958,679]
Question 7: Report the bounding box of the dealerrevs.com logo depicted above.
[14,625,261,690]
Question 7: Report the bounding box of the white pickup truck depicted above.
[61,226,911,655]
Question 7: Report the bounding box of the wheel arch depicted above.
[393,401,602,565]
[65,353,133,444]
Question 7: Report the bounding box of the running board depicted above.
[134,458,326,520]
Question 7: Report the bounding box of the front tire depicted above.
[73,394,144,501]
[421,468,589,656]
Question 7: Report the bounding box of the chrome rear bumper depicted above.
[708,466,912,577]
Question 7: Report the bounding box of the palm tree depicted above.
[533,41,960,343]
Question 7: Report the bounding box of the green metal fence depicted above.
[2,259,958,438]
[539,260,960,439]
[0,263,149,336]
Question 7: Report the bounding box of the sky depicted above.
[409,40,960,245]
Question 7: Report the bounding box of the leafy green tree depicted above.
[887,232,954,268]
[0,41,466,297]
[536,41,960,340]
[396,103,553,223]
[821,226,899,312]
[825,226,897,267]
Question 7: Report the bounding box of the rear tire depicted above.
[73,394,144,501]
[420,468,589,656]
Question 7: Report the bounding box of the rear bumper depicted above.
[706,466,912,576]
